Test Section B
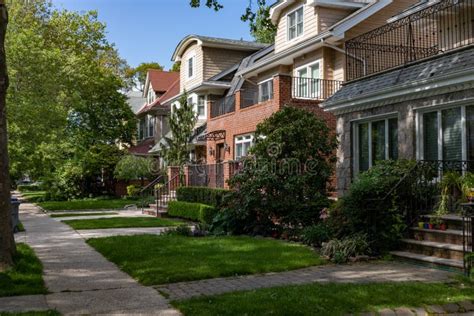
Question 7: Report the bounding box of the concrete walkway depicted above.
[76,226,173,238]
[7,202,180,315]
[156,262,455,301]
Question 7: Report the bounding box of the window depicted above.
[258,79,273,102]
[295,62,320,99]
[197,95,206,117]
[355,117,398,173]
[187,55,195,79]
[287,7,303,41]
[147,115,155,138]
[138,118,146,140]
[235,134,254,160]
[419,105,473,161]
[147,88,155,105]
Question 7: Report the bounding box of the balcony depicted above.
[292,77,344,100]
[210,95,235,118]
[346,0,474,81]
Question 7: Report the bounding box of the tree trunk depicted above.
[0,0,14,271]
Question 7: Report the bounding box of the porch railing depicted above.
[187,162,243,188]
[211,95,235,118]
[346,0,474,81]
[292,77,343,100]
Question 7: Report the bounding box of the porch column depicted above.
[274,75,292,109]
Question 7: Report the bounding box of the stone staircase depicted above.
[391,214,470,272]
[142,190,176,217]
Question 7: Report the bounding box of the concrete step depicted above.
[391,251,463,271]
[142,209,168,218]
[410,227,469,245]
[401,239,466,260]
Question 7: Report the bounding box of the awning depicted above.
[199,130,226,142]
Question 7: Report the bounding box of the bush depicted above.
[165,224,192,237]
[127,185,140,198]
[330,160,418,254]
[321,234,370,264]
[301,223,331,247]
[17,184,43,192]
[176,186,229,208]
[168,201,217,224]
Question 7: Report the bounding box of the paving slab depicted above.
[11,202,181,316]
[0,295,49,313]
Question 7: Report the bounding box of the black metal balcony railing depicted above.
[346,0,474,81]
[210,95,235,118]
[292,77,344,100]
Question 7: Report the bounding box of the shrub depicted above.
[165,224,192,237]
[17,184,43,192]
[330,160,419,254]
[127,185,140,198]
[176,186,229,208]
[168,201,217,224]
[321,234,370,264]
[301,223,331,247]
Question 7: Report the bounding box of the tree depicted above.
[215,106,338,235]
[126,62,163,92]
[0,0,15,271]
[160,93,197,167]
[170,61,181,72]
[190,0,276,43]
[114,155,154,185]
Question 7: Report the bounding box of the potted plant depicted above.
[430,216,442,230]
[423,222,430,229]
[418,221,425,229]
[439,221,447,231]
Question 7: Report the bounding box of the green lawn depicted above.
[20,191,46,202]
[0,244,47,297]
[50,212,118,218]
[173,282,474,316]
[38,199,136,211]
[87,235,324,285]
[0,312,60,316]
[64,217,182,230]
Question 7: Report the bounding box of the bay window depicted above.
[419,105,473,161]
[354,117,398,173]
[294,62,321,99]
[288,7,303,41]
[235,134,254,160]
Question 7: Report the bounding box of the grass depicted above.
[63,217,182,230]
[173,281,474,316]
[17,221,25,232]
[0,312,60,316]
[0,244,47,297]
[87,235,324,285]
[20,191,46,202]
[50,212,118,218]
[38,199,137,211]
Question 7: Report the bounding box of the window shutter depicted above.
[423,112,439,160]
[442,108,462,161]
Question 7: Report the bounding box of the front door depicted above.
[216,143,225,163]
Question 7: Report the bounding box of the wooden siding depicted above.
[318,7,352,32]
[180,42,204,93]
[202,47,250,80]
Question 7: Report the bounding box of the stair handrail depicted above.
[139,175,164,194]
[156,173,185,210]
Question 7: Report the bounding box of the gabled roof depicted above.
[172,35,267,61]
[147,70,179,93]
[126,91,146,115]
[128,138,155,156]
[153,79,180,107]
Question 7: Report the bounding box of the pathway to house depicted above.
[5,201,181,315]
[156,261,455,301]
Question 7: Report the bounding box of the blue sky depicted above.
[51,0,254,69]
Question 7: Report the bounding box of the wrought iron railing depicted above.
[156,173,185,211]
[462,213,473,275]
[346,0,474,81]
[211,95,235,118]
[187,162,243,188]
[292,77,343,100]
[139,175,165,213]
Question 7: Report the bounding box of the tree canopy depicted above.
[125,62,164,92]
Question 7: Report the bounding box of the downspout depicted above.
[323,41,367,77]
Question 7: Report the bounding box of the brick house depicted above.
[201,0,418,188]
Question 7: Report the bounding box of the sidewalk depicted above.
[6,201,181,315]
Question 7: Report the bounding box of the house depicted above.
[201,0,418,188]
[163,35,268,163]
[129,70,179,157]
[321,0,474,196]
[321,0,474,271]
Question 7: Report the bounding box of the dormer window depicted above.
[147,88,155,105]
[287,7,303,41]
[187,55,195,80]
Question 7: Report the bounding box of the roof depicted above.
[147,70,179,93]
[322,46,474,114]
[126,91,146,115]
[154,79,180,107]
[172,35,267,61]
[128,138,155,156]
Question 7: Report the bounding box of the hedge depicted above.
[176,187,229,207]
[168,201,217,224]
[17,184,43,192]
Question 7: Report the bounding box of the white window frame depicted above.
[147,115,155,138]
[416,104,469,161]
[287,6,304,41]
[258,78,274,103]
[187,53,196,80]
[234,133,255,160]
[197,95,207,119]
[352,113,398,176]
[293,61,322,99]
[147,88,155,105]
